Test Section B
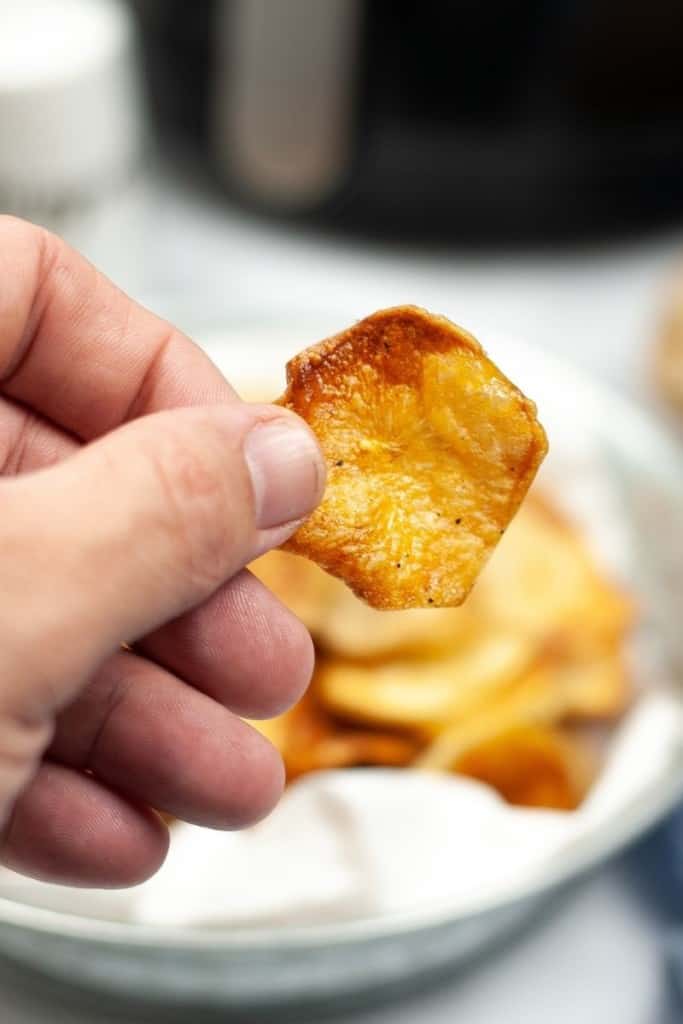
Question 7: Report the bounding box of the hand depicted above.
[0,217,326,887]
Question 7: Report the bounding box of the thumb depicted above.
[0,402,325,716]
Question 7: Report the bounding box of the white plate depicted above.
[0,320,682,1011]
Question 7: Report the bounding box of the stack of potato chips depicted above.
[249,492,634,811]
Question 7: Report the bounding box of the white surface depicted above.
[0,0,128,88]
[0,0,141,214]
[3,166,683,1019]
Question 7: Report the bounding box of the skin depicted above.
[0,216,327,888]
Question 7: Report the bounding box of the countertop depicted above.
[3,162,683,1023]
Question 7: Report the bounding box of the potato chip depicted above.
[470,495,634,645]
[414,661,581,771]
[252,549,474,659]
[286,730,419,780]
[278,306,547,609]
[315,580,474,659]
[248,692,418,781]
[250,452,633,810]
[248,691,326,752]
[315,631,537,732]
[246,710,297,754]
[414,639,634,775]
[455,725,596,810]
[562,650,633,720]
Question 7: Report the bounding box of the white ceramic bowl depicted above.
[1,320,682,1012]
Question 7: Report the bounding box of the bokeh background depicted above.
[2,1,683,1021]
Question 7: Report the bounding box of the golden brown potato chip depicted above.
[455,725,596,810]
[315,579,474,660]
[286,729,419,780]
[562,650,633,720]
[470,495,634,646]
[315,631,537,732]
[248,692,326,754]
[249,460,633,811]
[248,693,418,781]
[252,549,474,659]
[414,661,579,771]
[247,710,296,754]
[414,641,632,774]
[278,306,547,610]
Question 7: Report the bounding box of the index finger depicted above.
[0,216,238,439]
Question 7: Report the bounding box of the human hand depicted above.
[0,217,326,887]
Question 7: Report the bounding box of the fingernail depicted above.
[245,418,325,529]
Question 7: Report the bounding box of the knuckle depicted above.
[1,408,42,475]
[0,711,52,828]
[0,214,43,245]
[0,218,59,283]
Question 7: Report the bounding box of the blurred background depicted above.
[3,1,683,1021]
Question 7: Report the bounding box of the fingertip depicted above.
[244,411,327,532]
[215,572,316,719]
[204,724,286,831]
[239,736,286,829]
[63,652,287,832]
[244,608,315,719]
[111,807,170,887]
[0,763,170,888]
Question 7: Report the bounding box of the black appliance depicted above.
[130,0,683,241]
